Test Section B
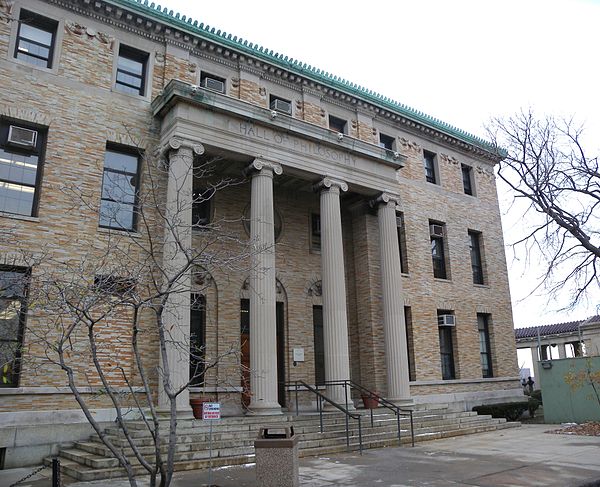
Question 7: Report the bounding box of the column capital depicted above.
[370,191,401,209]
[245,157,283,177]
[158,136,205,159]
[314,176,348,193]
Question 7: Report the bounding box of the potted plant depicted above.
[361,392,380,409]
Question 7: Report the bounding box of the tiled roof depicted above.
[515,316,600,339]
[106,0,498,154]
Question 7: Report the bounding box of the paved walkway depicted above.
[4,425,600,486]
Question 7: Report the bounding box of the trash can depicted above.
[254,425,299,487]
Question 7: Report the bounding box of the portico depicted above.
[154,79,413,413]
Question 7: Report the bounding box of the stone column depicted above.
[530,346,540,382]
[246,158,283,415]
[159,137,205,414]
[315,177,353,408]
[372,192,412,407]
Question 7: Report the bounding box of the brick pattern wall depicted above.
[302,102,326,127]
[0,1,519,415]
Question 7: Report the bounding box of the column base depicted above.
[246,401,283,416]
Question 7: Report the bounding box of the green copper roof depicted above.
[107,0,497,154]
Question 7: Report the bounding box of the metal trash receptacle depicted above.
[254,425,299,487]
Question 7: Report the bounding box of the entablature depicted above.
[153,80,406,194]
[45,0,502,164]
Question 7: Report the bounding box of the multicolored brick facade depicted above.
[0,0,521,466]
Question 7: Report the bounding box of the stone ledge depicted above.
[411,376,520,386]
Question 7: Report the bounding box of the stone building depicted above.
[0,0,521,466]
[515,315,600,380]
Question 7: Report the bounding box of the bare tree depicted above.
[487,109,599,309]
[3,140,253,487]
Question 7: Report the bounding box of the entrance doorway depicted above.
[240,299,286,409]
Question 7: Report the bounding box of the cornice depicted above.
[47,0,503,162]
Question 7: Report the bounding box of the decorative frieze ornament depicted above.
[439,153,460,165]
[0,0,15,16]
[307,280,323,297]
[476,165,494,178]
[398,137,421,153]
[65,21,114,47]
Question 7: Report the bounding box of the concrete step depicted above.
[47,409,521,481]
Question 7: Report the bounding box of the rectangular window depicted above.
[328,115,347,134]
[190,294,206,386]
[99,146,140,231]
[192,188,212,229]
[0,121,46,217]
[430,222,447,279]
[379,133,395,150]
[404,306,416,381]
[469,230,484,285]
[15,10,58,68]
[396,213,408,273]
[116,45,148,96]
[0,267,29,387]
[438,310,456,380]
[477,313,493,378]
[461,164,474,195]
[200,72,226,93]
[423,150,437,184]
[313,305,325,386]
[310,213,321,251]
[269,95,292,114]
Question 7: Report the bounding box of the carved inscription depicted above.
[239,122,356,164]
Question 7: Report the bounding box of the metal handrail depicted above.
[289,380,363,454]
[325,379,415,447]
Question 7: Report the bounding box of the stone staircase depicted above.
[46,406,520,481]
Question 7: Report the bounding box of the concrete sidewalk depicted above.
[4,424,600,486]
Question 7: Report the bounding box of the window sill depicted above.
[97,226,142,238]
[401,273,410,278]
[410,377,520,386]
[0,212,40,223]
[433,277,452,283]
[11,56,59,75]
[473,283,490,289]
[111,86,152,103]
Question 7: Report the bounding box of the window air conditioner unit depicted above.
[270,98,292,114]
[429,224,444,237]
[7,126,37,148]
[438,314,456,327]
[201,77,225,93]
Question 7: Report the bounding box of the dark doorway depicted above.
[189,294,206,386]
[313,305,325,386]
[240,299,286,409]
[276,302,286,408]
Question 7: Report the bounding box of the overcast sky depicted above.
[158,0,599,329]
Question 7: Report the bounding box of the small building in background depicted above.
[515,315,600,380]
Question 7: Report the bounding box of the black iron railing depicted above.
[290,380,363,454]
[325,380,415,447]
